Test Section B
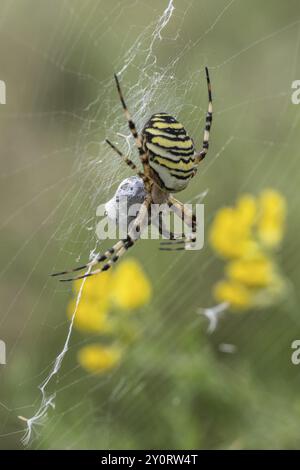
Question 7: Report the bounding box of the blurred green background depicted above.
[1,0,300,450]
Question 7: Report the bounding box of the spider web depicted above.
[1,0,300,449]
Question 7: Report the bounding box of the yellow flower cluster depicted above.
[209,190,286,310]
[78,344,122,375]
[67,259,152,374]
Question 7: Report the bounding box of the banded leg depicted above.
[106,139,138,171]
[114,74,148,165]
[195,67,213,165]
[157,211,184,240]
[160,195,197,249]
[58,239,131,282]
[55,197,152,281]
[50,240,125,278]
[168,195,196,233]
[155,211,187,251]
[105,139,152,192]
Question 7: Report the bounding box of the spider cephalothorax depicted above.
[52,68,212,281]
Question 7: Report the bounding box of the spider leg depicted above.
[158,195,197,251]
[113,74,155,191]
[105,139,152,189]
[58,196,152,282]
[159,236,195,250]
[114,73,148,165]
[50,241,125,277]
[105,139,138,171]
[194,67,212,166]
[59,239,131,282]
[156,211,185,240]
[159,234,197,251]
[168,195,196,232]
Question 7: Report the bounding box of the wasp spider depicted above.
[52,68,212,281]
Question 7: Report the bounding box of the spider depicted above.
[52,67,212,282]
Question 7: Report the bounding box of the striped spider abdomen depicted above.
[142,112,195,193]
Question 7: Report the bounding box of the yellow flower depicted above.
[110,258,152,310]
[67,298,111,333]
[67,259,152,332]
[66,258,152,373]
[209,196,259,259]
[214,280,252,310]
[210,189,286,311]
[236,194,257,228]
[257,189,286,248]
[73,271,112,300]
[78,344,122,374]
[226,255,274,288]
[253,274,286,308]
[67,271,112,333]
